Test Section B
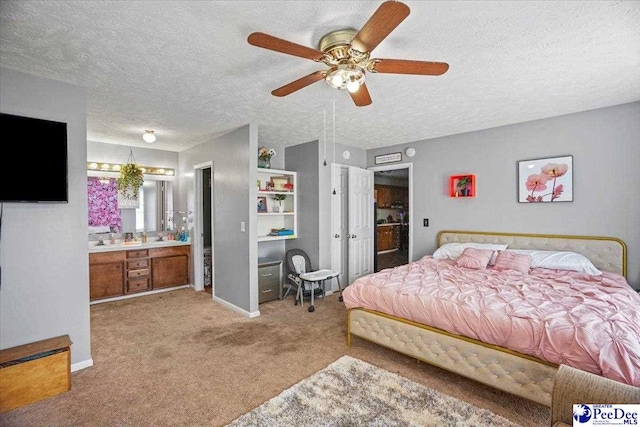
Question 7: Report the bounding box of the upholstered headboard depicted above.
[437,230,627,276]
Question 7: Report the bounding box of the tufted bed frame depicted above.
[347,230,627,407]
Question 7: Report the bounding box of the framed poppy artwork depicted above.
[517,155,573,203]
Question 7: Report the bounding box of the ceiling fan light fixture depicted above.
[346,77,361,93]
[142,130,156,143]
[325,64,365,92]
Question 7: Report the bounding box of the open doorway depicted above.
[202,167,213,294]
[370,164,412,272]
[193,162,214,295]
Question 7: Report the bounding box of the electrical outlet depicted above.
[423,218,429,227]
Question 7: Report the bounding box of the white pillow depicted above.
[506,249,602,275]
[433,242,508,265]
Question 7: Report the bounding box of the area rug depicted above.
[227,355,521,426]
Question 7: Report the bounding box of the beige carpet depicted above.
[228,355,522,426]
[0,289,549,426]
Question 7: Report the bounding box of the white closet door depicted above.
[348,166,374,284]
[331,165,349,290]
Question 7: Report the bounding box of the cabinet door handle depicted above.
[261,289,272,293]
[261,273,272,277]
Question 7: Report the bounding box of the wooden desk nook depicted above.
[0,335,72,412]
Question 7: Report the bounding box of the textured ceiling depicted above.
[1,1,639,152]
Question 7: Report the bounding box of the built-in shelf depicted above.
[257,168,297,242]
[257,191,296,196]
[257,212,295,216]
[258,234,297,242]
[449,174,476,198]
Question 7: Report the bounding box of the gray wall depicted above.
[178,124,258,313]
[367,102,640,289]
[285,141,321,269]
[0,68,91,366]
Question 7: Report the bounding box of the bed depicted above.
[343,230,639,406]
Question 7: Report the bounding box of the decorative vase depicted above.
[258,158,271,168]
[277,203,284,213]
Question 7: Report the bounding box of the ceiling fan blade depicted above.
[349,83,372,107]
[373,59,449,75]
[350,1,410,53]
[248,32,325,61]
[271,71,325,97]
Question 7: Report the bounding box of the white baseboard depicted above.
[90,285,191,305]
[71,358,93,372]
[213,296,260,318]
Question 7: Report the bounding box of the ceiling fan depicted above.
[247,1,449,107]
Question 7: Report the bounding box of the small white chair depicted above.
[285,249,343,312]
[298,269,342,312]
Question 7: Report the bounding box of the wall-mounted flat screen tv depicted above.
[0,112,68,203]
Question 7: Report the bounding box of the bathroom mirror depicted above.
[87,177,173,234]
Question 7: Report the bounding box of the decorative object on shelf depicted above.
[257,196,268,212]
[518,155,573,203]
[117,149,144,209]
[375,152,402,165]
[273,194,287,212]
[258,147,276,168]
[405,147,416,158]
[283,183,294,192]
[449,174,476,198]
[142,130,156,143]
[272,176,291,191]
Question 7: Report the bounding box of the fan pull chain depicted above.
[323,107,327,166]
[332,97,337,196]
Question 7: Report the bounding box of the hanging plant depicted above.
[117,163,144,197]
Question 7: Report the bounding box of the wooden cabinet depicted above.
[376,226,401,252]
[89,251,125,300]
[0,335,71,413]
[89,245,190,301]
[375,185,408,208]
[150,246,190,289]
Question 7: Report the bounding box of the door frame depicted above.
[193,161,215,295]
[368,162,413,263]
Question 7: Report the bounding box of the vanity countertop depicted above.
[88,240,190,253]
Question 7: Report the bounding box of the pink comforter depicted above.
[343,256,640,386]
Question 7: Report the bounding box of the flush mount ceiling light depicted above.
[142,130,156,143]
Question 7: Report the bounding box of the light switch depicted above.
[240,221,246,232]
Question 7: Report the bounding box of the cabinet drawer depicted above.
[127,278,150,294]
[258,283,280,303]
[258,265,280,287]
[127,259,149,269]
[90,251,125,265]
[127,250,149,259]
[149,246,190,258]
[127,268,149,278]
